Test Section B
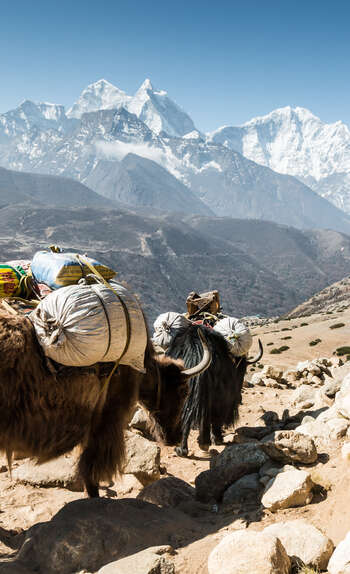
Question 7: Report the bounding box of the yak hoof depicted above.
[198,443,210,452]
[175,446,188,457]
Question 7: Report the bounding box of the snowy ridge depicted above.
[67,78,196,137]
[209,106,350,211]
[1,85,350,231]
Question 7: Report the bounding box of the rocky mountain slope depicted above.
[0,202,349,322]
[209,106,350,213]
[286,275,350,318]
[1,84,350,232]
[0,165,113,208]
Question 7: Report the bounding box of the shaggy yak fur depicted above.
[166,324,263,457]
[0,310,189,497]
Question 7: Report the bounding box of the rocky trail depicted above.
[0,309,350,573]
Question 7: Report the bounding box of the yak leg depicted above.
[79,366,138,498]
[175,419,191,457]
[197,417,211,451]
[211,423,224,445]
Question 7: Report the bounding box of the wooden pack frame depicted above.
[186,290,221,318]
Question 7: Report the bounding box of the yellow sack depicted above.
[0,265,27,298]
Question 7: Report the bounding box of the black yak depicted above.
[166,324,263,457]
[0,310,210,496]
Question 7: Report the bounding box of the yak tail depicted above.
[246,339,263,364]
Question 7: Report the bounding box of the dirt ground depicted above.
[0,308,349,573]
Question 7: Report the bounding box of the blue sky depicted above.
[1,0,349,131]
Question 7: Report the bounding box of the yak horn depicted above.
[246,339,263,364]
[182,328,212,379]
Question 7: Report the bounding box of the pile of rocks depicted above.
[208,519,335,574]
[250,357,342,390]
[195,431,319,514]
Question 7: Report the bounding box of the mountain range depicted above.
[0,196,349,322]
[209,106,350,213]
[1,80,350,233]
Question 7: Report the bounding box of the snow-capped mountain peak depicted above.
[67,79,131,119]
[209,105,350,212]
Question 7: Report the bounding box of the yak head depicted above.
[139,329,211,445]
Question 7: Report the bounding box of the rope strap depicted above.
[75,254,131,395]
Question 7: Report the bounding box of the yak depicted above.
[0,309,210,497]
[166,324,263,457]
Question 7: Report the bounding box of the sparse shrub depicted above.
[335,346,350,356]
[309,339,322,346]
[267,342,274,346]
[326,311,333,314]
[330,322,345,329]
[281,336,292,340]
[300,322,308,327]
[270,345,289,354]
[279,345,289,352]
[281,327,291,331]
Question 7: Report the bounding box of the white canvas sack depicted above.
[30,280,147,371]
[214,316,252,357]
[152,312,192,350]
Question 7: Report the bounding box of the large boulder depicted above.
[264,520,334,570]
[7,499,195,574]
[261,469,314,512]
[98,546,175,574]
[208,530,291,574]
[222,473,261,505]
[11,455,82,491]
[137,477,195,508]
[328,530,350,574]
[335,374,350,420]
[261,430,317,465]
[195,463,258,503]
[123,432,160,485]
[210,443,269,473]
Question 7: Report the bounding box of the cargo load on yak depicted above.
[30,277,147,371]
[152,289,252,357]
[152,312,192,350]
[213,316,252,357]
[31,248,115,290]
[1,247,147,372]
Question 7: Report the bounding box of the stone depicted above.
[12,455,83,491]
[210,443,269,473]
[98,546,175,574]
[207,529,291,574]
[261,365,284,381]
[284,369,300,383]
[137,477,195,508]
[123,431,160,485]
[291,385,327,409]
[251,373,265,386]
[261,430,318,465]
[261,469,314,512]
[328,418,349,440]
[129,407,152,437]
[324,379,342,398]
[264,379,283,389]
[264,519,334,570]
[222,473,261,505]
[259,461,282,478]
[235,426,271,441]
[13,499,195,574]
[328,531,350,574]
[195,463,258,503]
